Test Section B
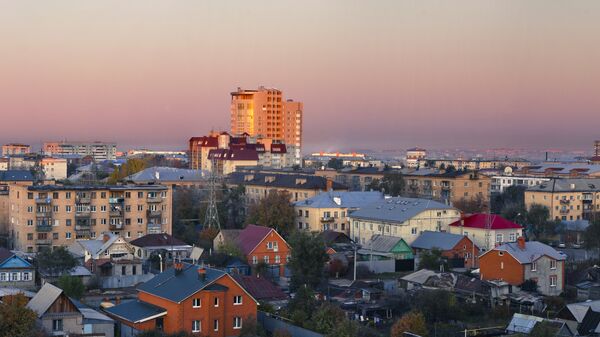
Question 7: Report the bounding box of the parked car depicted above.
[558,242,566,248]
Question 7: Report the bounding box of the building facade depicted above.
[8,184,172,253]
[448,213,523,251]
[349,197,461,245]
[0,248,35,289]
[406,148,427,168]
[230,87,303,165]
[1,143,31,156]
[43,141,117,161]
[524,178,600,221]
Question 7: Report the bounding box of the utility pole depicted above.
[204,158,221,230]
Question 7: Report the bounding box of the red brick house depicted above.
[106,263,258,336]
[411,230,480,269]
[215,225,291,277]
[479,237,566,296]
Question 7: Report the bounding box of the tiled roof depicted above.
[105,300,166,324]
[293,191,384,209]
[228,172,347,190]
[130,233,189,248]
[489,241,565,264]
[449,214,522,230]
[231,274,287,301]
[411,231,468,250]
[0,170,34,181]
[237,225,273,255]
[349,197,455,224]
[137,264,226,303]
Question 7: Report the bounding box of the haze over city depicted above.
[1,1,599,152]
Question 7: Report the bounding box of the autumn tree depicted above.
[108,158,147,184]
[310,303,358,337]
[0,293,39,337]
[246,190,295,236]
[391,311,429,337]
[453,194,488,213]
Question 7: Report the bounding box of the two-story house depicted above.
[214,225,291,278]
[479,237,566,296]
[448,213,523,251]
[105,263,258,337]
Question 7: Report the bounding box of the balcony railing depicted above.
[75,210,91,218]
[147,224,162,234]
[147,210,162,218]
[147,196,162,203]
[36,211,52,218]
[109,209,123,217]
[36,239,52,245]
[109,197,124,204]
[320,217,335,223]
[36,225,53,232]
[559,209,570,215]
[109,223,124,230]
[75,225,90,231]
[76,196,91,203]
[559,199,570,205]
[35,197,52,204]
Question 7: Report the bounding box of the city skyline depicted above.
[1,1,599,152]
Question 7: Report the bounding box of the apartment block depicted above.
[1,143,31,156]
[43,141,117,161]
[524,178,600,221]
[8,184,172,253]
[406,147,427,168]
[230,87,303,165]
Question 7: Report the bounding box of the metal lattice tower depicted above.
[203,158,221,230]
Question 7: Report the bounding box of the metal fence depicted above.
[257,311,324,337]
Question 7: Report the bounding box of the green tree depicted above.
[287,285,318,326]
[584,219,600,253]
[390,310,429,337]
[527,204,553,239]
[492,185,526,214]
[172,188,203,245]
[310,303,358,337]
[288,231,328,290]
[414,290,459,323]
[36,246,78,275]
[380,172,405,196]
[0,293,39,337]
[218,184,246,229]
[246,190,295,237]
[107,158,147,184]
[366,178,381,192]
[417,248,448,271]
[57,275,85,299]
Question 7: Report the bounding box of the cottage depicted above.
[0,248,35,290]
[411,231,479,269]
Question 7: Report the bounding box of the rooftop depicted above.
[528,178,600,192]
[0,170,34,181]
[27,184,167,192]
[487,240,565,264]
[293,191,384,208]
[449,214,522,230]
[130,233,190,248]
[105,300,166,324]
[126,167,207,183]
[411,231,471,250]
[228,171,346,190]
[349,197,455,224]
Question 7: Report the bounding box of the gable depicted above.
[391,239,412,255]
[0,255,33,269]
[249,229,290,255]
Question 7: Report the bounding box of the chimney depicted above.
[198,267,206,281]
[174,262,184,274]
[517,236,526,250]
[102,233,110,243]
[326,178,333,191]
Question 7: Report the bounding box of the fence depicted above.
[101,274,154,289]
[257,311,324,337]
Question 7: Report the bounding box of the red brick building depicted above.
[106,263,258,336]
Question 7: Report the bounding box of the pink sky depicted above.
[1,1,599,152]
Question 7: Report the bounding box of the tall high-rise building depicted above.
[230,87,303,165]
[595,140,600,157]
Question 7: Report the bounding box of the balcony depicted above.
[559,199,570,205]
[109,197,124,204]
[109,209,124,217]
[583,194,594,202]
[75,224,90,231]
[36,225,53,232]
[320,217,335,223]
[147,224,162,234]
[75,210,91,218]
[147,196,162,203]
[36,239,52,245]
[35,197,52,204]
[559,209,570,215]
[147,210,162,218]
[76,196,91,203]
[109,223,124,230]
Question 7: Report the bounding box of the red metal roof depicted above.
[231,274,287,301]
[236,225,273,255]
[449,213,522,229]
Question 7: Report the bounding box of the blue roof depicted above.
[137,264,226,303]
[349,197,455,224]
[411,231,467,250]
[293,191,384,209]
[0,255,33,269]
[105,300,166,323]
[0,170,34,181]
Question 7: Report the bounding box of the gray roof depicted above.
[562,220,590,232]
[492,241,566,264]
[126,167,207,183]
[566,300,600,323]
[26,283,65,318]
[137,263,226,303]
[411,231,467,250]
[365,235,406,253]
[293,191,384,209]
[400,269,437,284]
[506,313,544,334]
[68,233,120,258]
[349,197,455,224]
[528,178,600,192]
[0,170,34,181]
[228,171,347,190]
[104,300,166,323]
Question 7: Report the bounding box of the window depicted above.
[214,297,219,307]
[264,255,269,264]
[411,227,417,235]
[267,241,273,249]
[22,272,31,281]
[500,262,504,269]
[66,232,72,239]
[0,273,6,281]
[101,205,107,212]
[498,251,504,256]
[65,192,71,199]
[27,233,33,240]
[252,256,258,264]
[52,319,63,332]
[192,320,201,333]
[233,317,242,329]
[66,205,72,213]
[550,275,557,287]
[509,233,516,242]
[193,298,201,308]
[213,319,219,331]
[496,234,503,244]
[531,262,537,272]
[275,255,281,264]
[10,272,19,281]
[233,295,242,305]
[550,259,557,269]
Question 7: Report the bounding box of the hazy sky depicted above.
[1,1,599,152]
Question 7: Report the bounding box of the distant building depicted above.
[43,141,117,161]
[1,143,30,156]
[448,213,523,251]
[0,158,7,171]
[349,196,460,245]
[293,191,384,233]
[479,238,565,296]
[406,147,427,168]
[524,178,600,222]
[105,263,258,336]
[8,184,172,253]
[230,87,303,165]
[418,157,531,171]
[491,167,551,194]
[514,163,600,178]
[40,157,68,180]
[130,233,193,261]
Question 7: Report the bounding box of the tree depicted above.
[492,185,526,214]
[527,204,554,239]
[328,258,347,278]
[287,231,328,290]
[172,188,203,245]
[36,246,77,276]
[198,227,219,250]
[584,219,600,253]
[327,158,344,170]
[218,184,246,229]
[417,249,448,271]
[57,275,85,299]
[366,178,381,192]
[0,293,39,337]
[287,285,318,326]
[520,278,538,293]
[413,290,459,323]
[310,303,349,334]
[246,190,295,237]
[107,158,147,184]
[391,311,429,337]
[380,172,405,196]
[453,194,488,213]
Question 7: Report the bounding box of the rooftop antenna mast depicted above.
[204,157,221,230]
